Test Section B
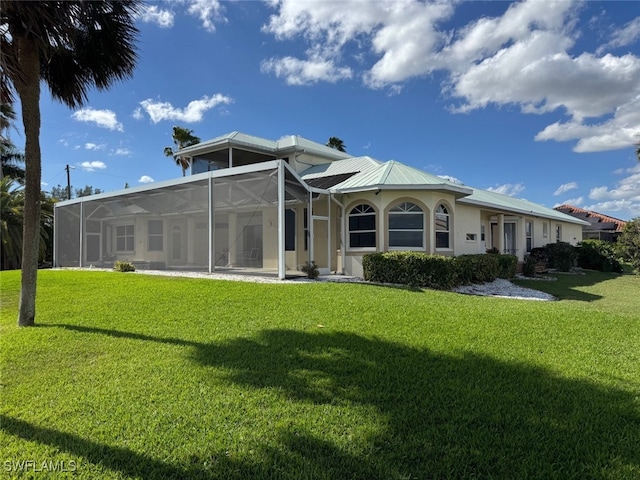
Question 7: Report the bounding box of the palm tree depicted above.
[164,126,201,176]
[326,136,347,152]
[1,1,140,326]
[1,138,25,183]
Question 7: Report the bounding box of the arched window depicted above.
[435,204,450,249]
[388,202,424,249]
[349,204,376,248]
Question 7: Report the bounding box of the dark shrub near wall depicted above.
[363,252,517,289]
[576,240,623,273]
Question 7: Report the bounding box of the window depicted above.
[481,225,485,242]
[148,220,163,251]
[285,209,295,251]
[435,204,450,249]
[543,223,548,238]
[349,204,376,248]
[116,224,134,252]
[388,202,424,248]
[303,208,308,251]
[555,224,562,243]
[525,221,533,253]
[466,233,477,242]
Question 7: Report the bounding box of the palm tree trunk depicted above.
[14,36,42,327]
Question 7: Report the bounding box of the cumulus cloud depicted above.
[261,55,352,85]
[139,175,155,184]
[586,169,640,217]
[553,181,578,196]
[113,148,132,156]
[487,183,525,197]
[187,0,225,32]
[72,108,123,132]
[137,5,174,28]
[80,161,107,172]
[132,107,144,121]
[85,142,105,151]
[554,196,584,208]
[138,94,233,124]
[262,0,640,153]
[438,175,464,185]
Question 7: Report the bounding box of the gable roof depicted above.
[554,205,627,232]
[459,189,590,226]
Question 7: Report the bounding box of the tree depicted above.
[326,136,347,152]
[1,1,140,326]
[617,217,640,274]
[49,184,103,201]
[164,126,201,176]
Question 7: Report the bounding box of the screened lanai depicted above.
[54,161,333,279]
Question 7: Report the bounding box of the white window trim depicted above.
[347,204,377,251]
[115,224,135,253]
[388,202,425,250]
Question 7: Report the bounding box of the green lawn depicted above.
[1,269,639,479]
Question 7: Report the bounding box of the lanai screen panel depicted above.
[55,162,311,273]
[55,202,81,267]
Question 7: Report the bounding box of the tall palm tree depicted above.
[1,1,140,326]
[326,136,347,152]
[1,138,25,183]
[164,126,201,176]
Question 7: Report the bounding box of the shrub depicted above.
[576,240,623,273]
[545,242,576,272]
[522,254,536,277]
[363,252,460,290]
[301,260,320,280]
[485,247,500,254]
[455,255,498,284]
[529,247,548,264]
[113,260,135,272]
[496,254,518,279]
[616,217,640,274]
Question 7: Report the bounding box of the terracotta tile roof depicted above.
[553,205,627,232]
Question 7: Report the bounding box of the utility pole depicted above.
[65,164,74,200]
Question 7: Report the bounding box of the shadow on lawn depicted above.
[6,325,639,479]
[513,270,629,302]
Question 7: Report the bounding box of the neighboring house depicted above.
[554,205,626,242]
[54,131,588,278]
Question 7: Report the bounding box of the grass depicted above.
[1,269,639,479]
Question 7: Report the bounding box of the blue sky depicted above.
[16,0,640,219]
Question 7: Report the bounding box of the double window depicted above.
[388,202,424,249]
[525,221,533,253]
[435,204,450,249]
[116,224,134,252]
[348,204,376,248]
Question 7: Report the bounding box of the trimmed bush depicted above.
[301,260,320,279]
[522,254,536,277]
[456,254,498,284]
[545,242,577,272]
[363,252,460,290]
[496,254,518,279]
[576,240,623,273]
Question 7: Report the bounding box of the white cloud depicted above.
[597,17,640,54]
[553,181,578,196]
[586,169,640,217]
[187,0,225,33]
[113,148,132,156]
[85,142,105,151]
[438,174,464,185]
[262,0,640,153]
[139,175,155,184]
[137,5,174,28]
[487,183,525,197]
[554,196,583,208]
[72,108,123,132]
[261,55,352,86]
[138,94,233,124]
[80,161,107,172]
[132,107,144,121]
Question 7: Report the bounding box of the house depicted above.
[54,131,589,278]
[553,205,626,242]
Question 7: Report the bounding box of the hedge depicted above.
[362,252,517,290]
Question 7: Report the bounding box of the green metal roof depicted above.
[459,188,590,225]
[331,160,472,196]
[300,156,383,179]
[176,131,350,161]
